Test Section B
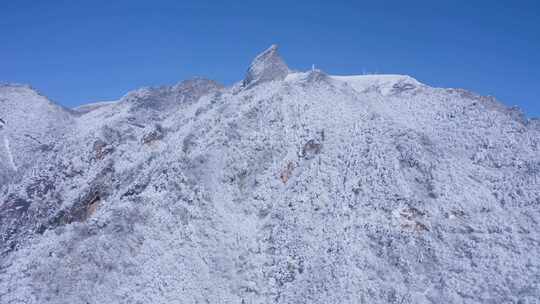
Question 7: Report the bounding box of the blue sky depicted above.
[1,0,539,117]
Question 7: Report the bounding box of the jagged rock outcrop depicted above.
[243,44,289,87]
[0,46,539,304]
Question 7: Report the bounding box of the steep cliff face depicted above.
[0,47,539,304]
[243,44,289,87]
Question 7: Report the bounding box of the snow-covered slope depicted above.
[0,84,74,183]
[0,46,539,304]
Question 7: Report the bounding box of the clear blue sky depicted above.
[1,0,539,117]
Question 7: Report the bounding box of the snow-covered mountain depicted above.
[0,46,539,304]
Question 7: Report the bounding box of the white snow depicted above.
[3,136,17,171]
[0,48,539,304]
[332,74,422,95]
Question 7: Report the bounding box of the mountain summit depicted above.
[0,46,539,304]
[243,44,289,86]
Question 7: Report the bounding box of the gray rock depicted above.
[243,44,289,87]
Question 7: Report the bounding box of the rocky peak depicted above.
[243,44,289,87]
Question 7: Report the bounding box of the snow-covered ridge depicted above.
[0,83,74,112]
[332,74,423,95]
[73,100,118,114]
[0,83,75,172]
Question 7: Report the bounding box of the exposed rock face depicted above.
[0,47,539,304]
[243,44,289,87]
[141,124,165,144]
[300,139,322,159]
